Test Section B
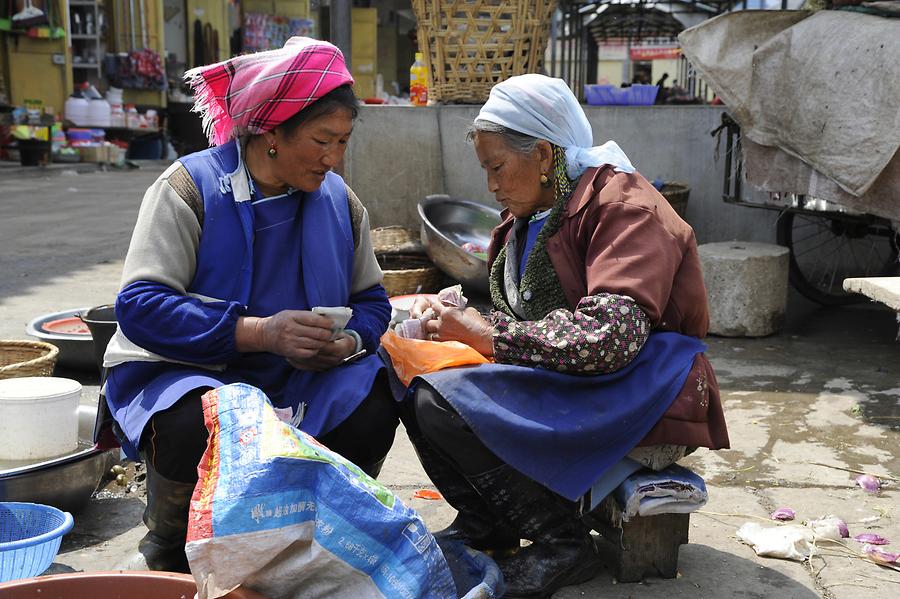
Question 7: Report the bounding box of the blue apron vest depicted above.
[107,141,379,458]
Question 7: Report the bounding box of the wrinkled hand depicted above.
[255,310,335,362]
[288,333,357,372]
[423,304,494,356]
[409,295,441,319]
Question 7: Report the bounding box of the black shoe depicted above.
[408,433,520,555]
[433,514,520,557]
[122,462,194,572]
[467,465,602,598]
[135,530,191,573]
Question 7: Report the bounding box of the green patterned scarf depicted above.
[490,145,577,321]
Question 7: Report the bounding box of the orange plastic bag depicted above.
[380,330,490,386]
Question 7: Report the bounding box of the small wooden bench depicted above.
[578,465,704,582]
[583,495,690,582]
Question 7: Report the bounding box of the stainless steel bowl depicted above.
[0,405,116,513]
[26,308,96,371]
[418,195,503,295]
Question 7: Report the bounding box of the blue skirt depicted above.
[403,332,705,501]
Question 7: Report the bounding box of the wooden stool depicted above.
[582,495,690,582]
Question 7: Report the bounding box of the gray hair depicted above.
[466,119,542,156]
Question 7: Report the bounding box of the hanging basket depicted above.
[411,0,558,104]
[0,340,59,380]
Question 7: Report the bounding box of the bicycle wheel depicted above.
[776,211,899,306]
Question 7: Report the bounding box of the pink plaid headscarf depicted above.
[184,37,354,146]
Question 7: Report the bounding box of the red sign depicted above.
[630,46,682,61]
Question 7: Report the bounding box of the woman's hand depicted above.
[409,295,440,319]
[236,310,334,362]
[288,334,357,371]
[423,304,495,356]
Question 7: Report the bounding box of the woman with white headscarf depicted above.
[393,75,729,597]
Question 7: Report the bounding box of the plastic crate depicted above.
[0,503,74,582]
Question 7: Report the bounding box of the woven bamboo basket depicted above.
[660,182,690,219]
[411,0,558,104]
[0,340,59,380]
[377,254,444,297]
[370,226,425,255]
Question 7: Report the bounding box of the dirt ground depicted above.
[1,162,898,598]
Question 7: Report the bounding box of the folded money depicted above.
[438,284,467,309]
[312,306,353,339]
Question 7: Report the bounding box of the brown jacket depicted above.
[488,166,729,450]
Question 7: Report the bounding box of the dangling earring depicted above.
[267,145,277,158]
[540,173,551,188]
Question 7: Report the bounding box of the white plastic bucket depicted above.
[0,377,81,461]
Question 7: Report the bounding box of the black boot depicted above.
[408,433,520,556]
[467,465,602,598]
[125,462,194,572]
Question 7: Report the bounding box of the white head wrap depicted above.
[475,73,635,179]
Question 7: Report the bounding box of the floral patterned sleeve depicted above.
[491,293,650,374]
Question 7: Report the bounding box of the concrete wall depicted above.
[346,104,779,245]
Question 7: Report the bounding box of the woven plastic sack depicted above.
[185,383,459,599]
[380,331,490,387]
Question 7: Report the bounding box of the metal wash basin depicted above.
[25,308,97,371]
[0,404,116,513]
[418,195,503,295]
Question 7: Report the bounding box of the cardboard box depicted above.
[79,145,108,163]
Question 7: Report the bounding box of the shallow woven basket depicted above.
[370,226,425,255]
[412,0,558,104]
[660,182,690,219]
[0,340,59,379]
[377,254,444,296]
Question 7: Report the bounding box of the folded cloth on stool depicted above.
[613,464,708,522]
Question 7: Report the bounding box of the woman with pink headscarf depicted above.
[102,38,396,571]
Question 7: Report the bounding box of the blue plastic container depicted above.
[626,84,659,106]
[0,503,74,582]
[585,84,660,106]
[584,84,626,106]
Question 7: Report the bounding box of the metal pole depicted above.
[550,10,558,78]
[330,0,352,70]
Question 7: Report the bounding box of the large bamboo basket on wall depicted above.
[412,0,558,104]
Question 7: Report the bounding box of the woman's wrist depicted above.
[235,316,266,352]
[478,324,496,357]
[343,328,363,353]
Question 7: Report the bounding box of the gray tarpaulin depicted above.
[679,10,900,219]
[743,139,900,224]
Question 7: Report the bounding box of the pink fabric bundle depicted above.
[184,37,354,146]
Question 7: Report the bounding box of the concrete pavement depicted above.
[1,163,897,598]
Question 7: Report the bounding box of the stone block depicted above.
[699,241,789,337]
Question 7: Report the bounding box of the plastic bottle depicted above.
[80,82,103,100]
[125,104,139,129]
[409,52,428,107]
[106,87,125,127]
[145,109,158,130]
